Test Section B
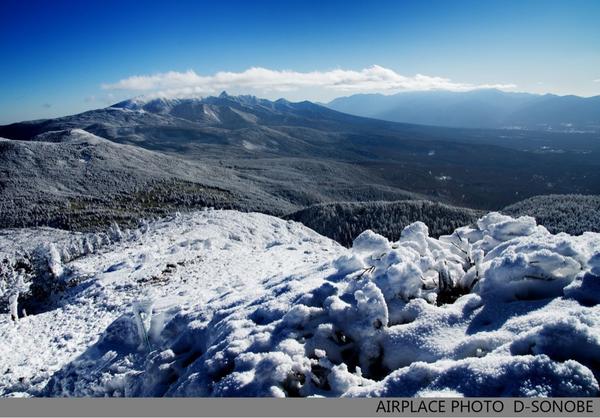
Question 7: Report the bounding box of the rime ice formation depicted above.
[1,210,599,397]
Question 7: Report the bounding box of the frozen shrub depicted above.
[8,293,19,322]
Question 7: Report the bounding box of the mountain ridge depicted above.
[327,89,600,132]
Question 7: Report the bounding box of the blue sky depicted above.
[1,0,599,123]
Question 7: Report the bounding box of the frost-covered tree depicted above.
[7,270,27,322]
[1,256,32,316]
[108,223,124,242]
[28,243,66,303]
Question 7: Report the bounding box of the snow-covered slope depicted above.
[1,210,599,397]
[0,211,342,396]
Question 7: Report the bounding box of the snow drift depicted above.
[1,210,599,397]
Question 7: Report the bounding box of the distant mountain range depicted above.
[1,93,599,230]
[327,89,600,132]
[1,92,412,159]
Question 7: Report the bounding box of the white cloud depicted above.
[102,65,516,100]
[594,78,600,83]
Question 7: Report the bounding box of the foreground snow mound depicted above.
[38,212,600,397]
[1,210,342,396]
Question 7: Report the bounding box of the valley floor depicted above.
[0,210,599,397]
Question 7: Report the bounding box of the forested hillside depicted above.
[286,200,483,246]
[503,194,600,235]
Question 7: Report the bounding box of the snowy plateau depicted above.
[0,209,599,397]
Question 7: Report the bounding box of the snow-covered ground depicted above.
[0,210,599,397]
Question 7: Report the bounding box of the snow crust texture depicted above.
[1,210,599,397]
